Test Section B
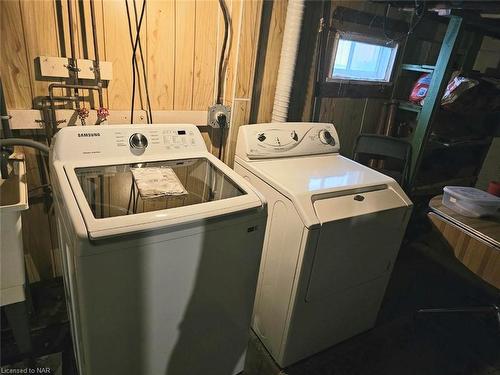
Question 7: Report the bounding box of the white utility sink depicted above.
[0,154,29,306]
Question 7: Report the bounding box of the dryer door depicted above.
[305,188,411,301]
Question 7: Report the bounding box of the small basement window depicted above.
[328,33,398,83]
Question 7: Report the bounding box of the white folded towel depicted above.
[131,167,187,199]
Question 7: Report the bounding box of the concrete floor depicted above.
[244,314,500,375]
[243,232,500,375]
[2,230,499,375]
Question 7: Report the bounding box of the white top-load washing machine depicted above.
[234,122,412,367]
[50,124,267,375]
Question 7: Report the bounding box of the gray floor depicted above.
[2,230,499,375]
[244,233,500,375]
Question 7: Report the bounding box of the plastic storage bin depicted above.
[442,186,500,218]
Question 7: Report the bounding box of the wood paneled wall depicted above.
[251,1,404,158]
[251,0,288,123]
[1,0,264,280]
[1,0,263,155]
[313,1,406,158]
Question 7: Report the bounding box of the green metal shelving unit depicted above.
[407,15,464,186]
[391,13,497,196]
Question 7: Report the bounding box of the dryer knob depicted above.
[129,133,148,150]
[319,130,335,145]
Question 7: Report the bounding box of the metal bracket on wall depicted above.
[207,104,231,128]
[36,56,113,81]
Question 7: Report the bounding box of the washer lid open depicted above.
[64,154,264,239]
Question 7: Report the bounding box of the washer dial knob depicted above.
[129,133,148,150]
[319,129,335,145]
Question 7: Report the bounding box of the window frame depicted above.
[326,32,399,85]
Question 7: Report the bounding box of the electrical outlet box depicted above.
[207,104,231,128]
[38,56,70,78]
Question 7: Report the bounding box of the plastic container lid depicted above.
[443,186,500,206]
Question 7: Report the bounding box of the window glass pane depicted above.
[331,35,396,82]
[350,42,379,72]
[334,39,351,69]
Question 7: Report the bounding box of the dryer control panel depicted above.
[51,124,207,161]
[235,122,340,159]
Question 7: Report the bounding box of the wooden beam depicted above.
[317,82,392,99]
[331,6,409,33]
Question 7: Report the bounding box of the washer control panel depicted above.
[52,124,207,161]
[113,128,199,151]
[237,122,340,159]
[129,133,148,149]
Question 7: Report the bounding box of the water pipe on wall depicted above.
[89,0,104,109]
[66,0,80,107]
[271,0,305,122]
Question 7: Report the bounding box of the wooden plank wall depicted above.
[0,0,263,152]
[251,1,397,158]
[251,0,288,124]
[0,0,263,280]
[315,1,405,158]
[253,1,466,159]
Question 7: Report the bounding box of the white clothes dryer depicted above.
[234,122,412,367]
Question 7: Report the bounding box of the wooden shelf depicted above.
[426,138,492,152]
[398,101,422,113]
[401,64,435,73]
[412,176,476,196]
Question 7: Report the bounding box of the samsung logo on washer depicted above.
[78,132,101,137]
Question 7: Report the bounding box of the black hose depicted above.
[132,0,153,124]
[218,127,225,160]
[128,0,147,124]
[217,0,231,104]
[125,0,143,123]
